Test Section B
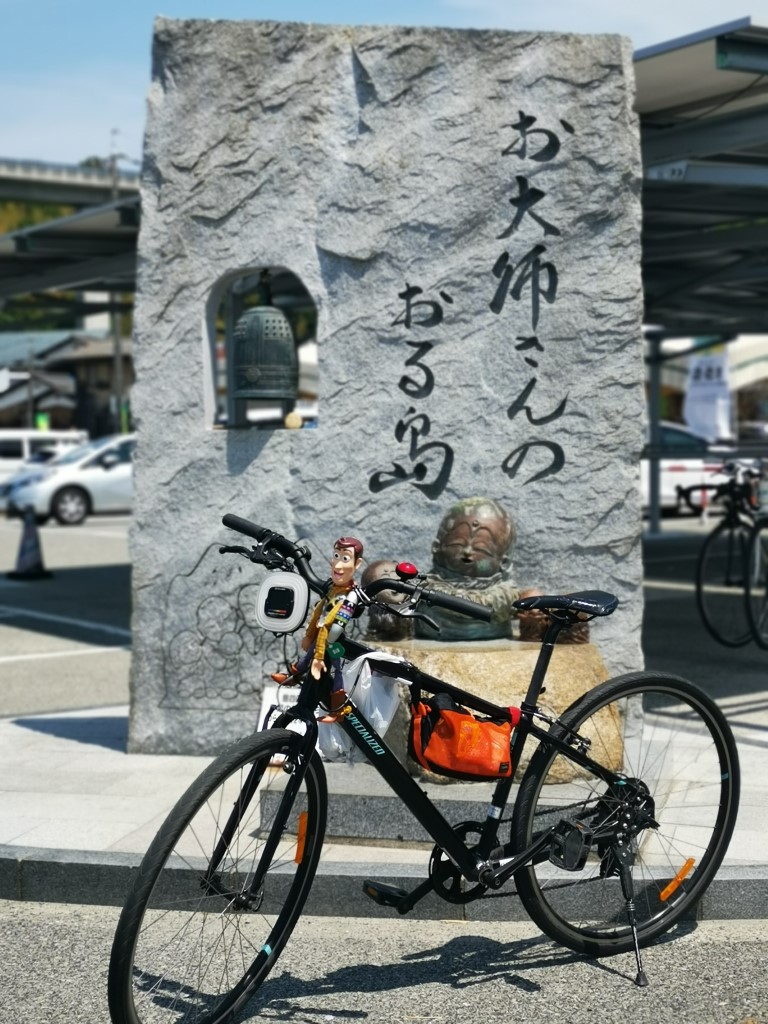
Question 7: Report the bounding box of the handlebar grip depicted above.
[221,514,272,542]
[423,588,493,622]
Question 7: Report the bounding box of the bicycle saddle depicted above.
[512,590,618,618]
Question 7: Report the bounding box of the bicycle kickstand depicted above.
[614,846,649,987]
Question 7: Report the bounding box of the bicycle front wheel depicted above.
[511,672,739,956]
[745,517,768,648]
[696,520,753,646]
[108,729,327,1024]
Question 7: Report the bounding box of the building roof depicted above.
[637,17,768,337]
[0,197,139,302]
[0,330,107,367]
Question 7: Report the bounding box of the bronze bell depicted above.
[232,304,298,402]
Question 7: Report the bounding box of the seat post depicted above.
[522,616,567,706]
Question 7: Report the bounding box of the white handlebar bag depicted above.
[253,572,310,633]
[317,653,405,764]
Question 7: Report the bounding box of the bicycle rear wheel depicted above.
[511,672,739,957]
[696,520,753,646]
[745,518,768,648]
[108,729,326,1024]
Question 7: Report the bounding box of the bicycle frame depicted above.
[269,619,626,894]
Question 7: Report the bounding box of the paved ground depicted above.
[0,513,766,916]
[2,904,766,1024]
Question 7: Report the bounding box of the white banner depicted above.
[683,353,730,441]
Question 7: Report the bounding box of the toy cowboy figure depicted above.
[273,536,364,711]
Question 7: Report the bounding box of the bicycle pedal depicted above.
[362,880,409,908]
[549,819,593,871]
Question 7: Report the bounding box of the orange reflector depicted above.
[295,811,308,864]
[659,858,695,902]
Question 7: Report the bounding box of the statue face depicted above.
[433,508,511,578]
[330,545,360,587]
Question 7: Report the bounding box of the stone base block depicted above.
[374,638,613,780]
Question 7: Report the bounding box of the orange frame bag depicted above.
[409,691,520,781]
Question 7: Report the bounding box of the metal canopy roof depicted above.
[638,17,768,338]
[0,196,139,303]
[2,18,768,341]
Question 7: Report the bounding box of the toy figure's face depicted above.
[434,512,510,578]
[330,545,361,587]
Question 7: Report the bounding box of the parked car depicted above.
[641,421,731,513]
[0,428,88,485]
[6,434,135,525]
[738,421,768,444]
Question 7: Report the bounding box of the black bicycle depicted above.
[108,514,740,1024]
[745,478,768,648]
[686,460,762,646]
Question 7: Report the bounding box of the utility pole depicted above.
[109,129,124,434]
[26,341,35,427]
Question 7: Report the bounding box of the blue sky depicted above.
[3,0,767,167]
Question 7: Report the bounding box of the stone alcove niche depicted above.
[204,266,318,430]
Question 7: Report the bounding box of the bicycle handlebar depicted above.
[363,575,492,622]
[221,514,492,623]
[221,513,327,593]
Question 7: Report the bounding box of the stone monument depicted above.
[128,19,645,754]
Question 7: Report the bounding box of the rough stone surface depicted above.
[129,19,644,753]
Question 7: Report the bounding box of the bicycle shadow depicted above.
[128,920,696,1022]
[237,924,696,1021]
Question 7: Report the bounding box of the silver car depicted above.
[7,434,135,525]
[641,422,730,513]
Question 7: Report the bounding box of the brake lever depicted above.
[218,544,252,557]
[218,543,289,571]
[393,606,440,632]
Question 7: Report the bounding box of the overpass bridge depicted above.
[0,157,139,207]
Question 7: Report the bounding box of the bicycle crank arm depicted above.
[478,828,555,888]
[362,875,436,915]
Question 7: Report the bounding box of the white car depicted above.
[0,428,88,485]
[641,422,730,513]
[7,434,135,525]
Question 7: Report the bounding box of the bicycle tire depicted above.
[511,672,739,957]
[745,517,768,648]
[108,729,327,1024]
[696,520,753,646]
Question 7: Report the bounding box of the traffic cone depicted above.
[7,506,52,580]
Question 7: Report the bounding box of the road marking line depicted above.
[645,578,749,597]
[0,646,130,664]
[644,579,697,593]
[0,604,131,638]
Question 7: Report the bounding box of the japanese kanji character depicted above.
[498,175,561,239]
[490,245,558,328]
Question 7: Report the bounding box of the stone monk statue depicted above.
[414,496,523,641]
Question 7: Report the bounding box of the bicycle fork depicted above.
[202,715,319,910]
